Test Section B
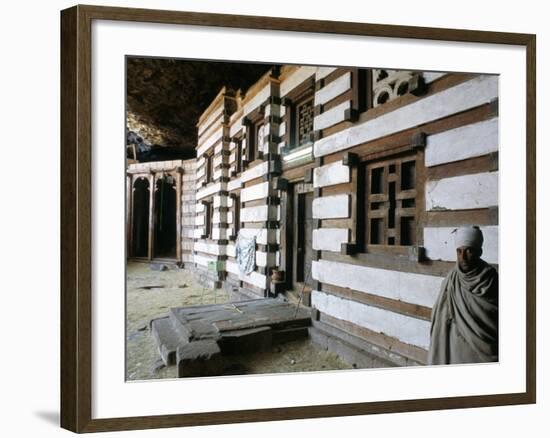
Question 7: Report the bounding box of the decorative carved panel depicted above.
[372,69,422,107]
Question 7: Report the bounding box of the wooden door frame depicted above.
[281,180,313,294]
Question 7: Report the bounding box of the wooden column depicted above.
[175,169,182,263]
[126,174,133,258]
[147,172,155,260]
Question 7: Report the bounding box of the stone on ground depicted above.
[177,339,223,378]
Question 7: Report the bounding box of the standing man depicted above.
[428,226,499,365]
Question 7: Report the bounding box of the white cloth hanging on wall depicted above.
[236,232,256,275]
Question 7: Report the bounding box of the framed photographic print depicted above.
[60,4,536,433]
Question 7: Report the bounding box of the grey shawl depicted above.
[428,260,498,365]
[236,233,256,275]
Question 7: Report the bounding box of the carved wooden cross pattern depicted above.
[366,153,419,247]
[296,97,314,146]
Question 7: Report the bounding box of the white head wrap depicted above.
[454,226,484,249]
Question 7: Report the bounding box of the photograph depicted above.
[125,58,500,381]
[1,0,544,435]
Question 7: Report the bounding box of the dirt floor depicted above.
[126,261,351,380]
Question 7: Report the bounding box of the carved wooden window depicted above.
[282,76,315,152]
[203,200,213,239]
[246,119,264,164]
[353,69,425,114]
[205,152,214,183]
[230,194,240,240]
[364,151,423,249]
[234,138,243,174]
[292,95,314,148]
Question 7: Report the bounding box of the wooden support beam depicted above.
[315,78,324,91]
[274,177,289,191]
[340,242,358,255]
[411,131,427,149]
[342,152,359,167]
[281,97,292,107]
[409,74,427,96]
[489,98,499,116]
[270,66,281,79]
[407,246,426,262]
[266,115,282,124]
[269,160,282,175]
[344,108,359,122]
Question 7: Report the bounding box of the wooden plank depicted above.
[214,311,310,332]
[281,160,316,181]
[311,290,431,349]
[426,207,498,226]
[320,250,454,277]
[322,88,353,112]
[196,128,223,158]
[312,259,444,307]
[243,176,265,188]
[315,75,498,158]
[320,218,352,229]
[321,283,432,321]
[321,73,474,141]
[320,313,428,364]
[198,106,224,137]
[426,153,498,181]
[218,326,273,354]
[322,103,495,169]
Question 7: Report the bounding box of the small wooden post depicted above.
[147,172,155,260]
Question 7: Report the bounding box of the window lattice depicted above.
[296,98,314,146]
[366,154,419,247]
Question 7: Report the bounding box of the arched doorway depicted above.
[154,175,177,258]
[132,177,150,257]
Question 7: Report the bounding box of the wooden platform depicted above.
[150,298,312,377]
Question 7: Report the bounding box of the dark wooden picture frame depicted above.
[61,4,536,433]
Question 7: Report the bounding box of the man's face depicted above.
[456,246,481,272]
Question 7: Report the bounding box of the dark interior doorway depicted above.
[132,178,150,257]
[296,189,314,287]
[154,176,177,258]
[283,182,314,293]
